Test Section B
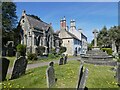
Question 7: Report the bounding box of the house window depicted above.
[68,40,69,42]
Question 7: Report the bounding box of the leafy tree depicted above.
[2,2,17,46]
[108,26,120,52]
[97,26,110,48]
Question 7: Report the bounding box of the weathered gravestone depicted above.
[46,62,56,88]
[64,55,68,64]
[1,58,10,81]
[77,64,88,90]
[11,56,28,79]
[59,57,64,65]
[6,41,15,56]
[117,63,120,86]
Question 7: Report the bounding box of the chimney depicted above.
[62,16,66,29]
[70,19,76,29]
[60,16,66,30]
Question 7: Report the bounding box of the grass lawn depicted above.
[2,60,119,88]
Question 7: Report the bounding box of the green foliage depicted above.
[48,53,55,58]
[2,2,17,46]
[97,26,110,48]
[117,58,120,62]
[27,53,37,61]
[59,46,67,54]
[88,43,92,50]
[101,48,112,55]
[51,48,56,55]
[16,44,26,56]
[37,46,45,56]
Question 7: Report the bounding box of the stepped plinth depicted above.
[79,49,116,66]
[78,29,116,66]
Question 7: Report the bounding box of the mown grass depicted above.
[2,60,119,88]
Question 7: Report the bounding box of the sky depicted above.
[15,2,118,43]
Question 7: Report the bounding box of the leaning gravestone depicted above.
[77,64,88,90]
[1,58,10,81]
[59,57,64,65]
[11,56,28,79]
[64,55,68,64]
[46,62,56,88]
[117,63,120,86]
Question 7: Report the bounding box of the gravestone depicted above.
[117,63,120,86]
[6,41,15,56]
[16,52,21,59]
[59,57,64,65]
[77,64,88,90]
[64,55,68,64]
[46,62,56,88]
[1,58,10,81]
[11,56,28,79]
[77,64,83,89]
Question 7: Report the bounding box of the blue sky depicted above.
[15,2,118,43]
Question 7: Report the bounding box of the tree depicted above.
[2,2,17,46]
[97,26,110,48]
[108,26,120,52]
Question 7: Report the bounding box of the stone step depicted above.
[80,60,117,66]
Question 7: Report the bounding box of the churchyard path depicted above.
[7,56,80,74]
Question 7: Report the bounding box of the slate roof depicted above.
[26,15,50,30]
[66,30,80,40]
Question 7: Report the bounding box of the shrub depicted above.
[101,48,112,55]
[37,46,45,56]
[27,53,37,60]
[51,48,56,55]
[59,46,67,54]
[117,58,120,62]
[16,44,26,56]
[48,53,55,58]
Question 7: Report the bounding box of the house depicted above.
[59,16,87,56]
[17,10,62,55]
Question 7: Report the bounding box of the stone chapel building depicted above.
[59,17,87,56]
[17,10,61,55]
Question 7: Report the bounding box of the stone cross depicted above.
[93,29,98,47]
[46,62,56,88]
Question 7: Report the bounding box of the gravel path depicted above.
[7,56,79,74]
